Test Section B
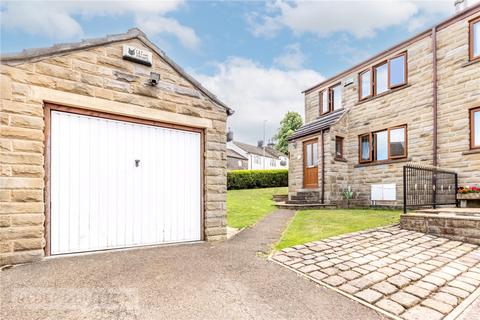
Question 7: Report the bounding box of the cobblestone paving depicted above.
[272,225,480,320]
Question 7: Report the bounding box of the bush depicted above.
[227,169,288,190]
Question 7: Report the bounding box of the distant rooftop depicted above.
[231,141,285,159]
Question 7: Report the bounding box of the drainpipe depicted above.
[432,26,438,167]
[321,130,325,204]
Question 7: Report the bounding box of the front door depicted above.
[303,139,319,188]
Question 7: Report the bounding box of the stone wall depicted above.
[0,37,229,265]
[289,11,480,206]
[436,15,480,184]
[400,214,480,245]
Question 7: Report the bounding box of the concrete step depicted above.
[275,202,336,210]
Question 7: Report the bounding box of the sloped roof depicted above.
[288,109,346,141]
[0,28,233,116]
[227,148,248,160]
[232,141,285,159]
[303,2,480,94]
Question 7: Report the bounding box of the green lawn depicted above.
[276,209,401,250]
[227,187,288,229]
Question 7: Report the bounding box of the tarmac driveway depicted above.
[0,210,385,320]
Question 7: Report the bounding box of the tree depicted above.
[273,111,303,154]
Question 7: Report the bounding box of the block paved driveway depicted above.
[272,225,480,320]
[0,210,385,320]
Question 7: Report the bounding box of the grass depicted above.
[276,209,401,249]
[227,187,288,229]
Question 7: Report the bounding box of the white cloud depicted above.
[0,0,200,48]
[273,43,306,69]
[135,15,200,49]
[248,0,467,39]
[194,57,324,144]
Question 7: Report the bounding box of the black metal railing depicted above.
[403,165,458,213]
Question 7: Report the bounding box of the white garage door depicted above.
[50,111,201,255]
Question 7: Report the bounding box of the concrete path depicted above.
[272,225,480,320]
[0,210,384,320]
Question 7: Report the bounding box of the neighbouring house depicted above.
[0,28,233,266]
[227,148,248,170]
[227,141,288,170]
[287,3,480,207]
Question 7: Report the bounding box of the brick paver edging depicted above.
[270,225,480,320]
[269,255,403,320]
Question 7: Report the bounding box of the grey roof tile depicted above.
[288,109,346,140]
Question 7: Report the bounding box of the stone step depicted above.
[290,194,319,200]
[275,202,336,210]
[286,199,323,204]
[414,208,480,217]
[294,191,319,197]
[272,194,288,202]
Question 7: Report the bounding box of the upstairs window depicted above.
[389,54,407,88]
[472,107,480,149]
[359,125,407,163]
[331,84,342,111]
[321,90,329,115]
[359,70,372,99]
[335,136,344,159]
[319,83,342,115]
[470,17,480,61]
[359,52,407,101]
[374,63,388,95]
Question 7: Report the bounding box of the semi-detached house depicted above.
[287,4,480,206]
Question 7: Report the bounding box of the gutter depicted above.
[432,26,438,167]
[321,130,325,204]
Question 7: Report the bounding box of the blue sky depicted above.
[0,0,472,144]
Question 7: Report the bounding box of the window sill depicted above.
[354,157,411,168]
[355,84,411,106]
[334,157,347,162]
[463,149,480,155]
[462,59,480,68]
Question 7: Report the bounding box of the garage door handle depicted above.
[135,159,140,167]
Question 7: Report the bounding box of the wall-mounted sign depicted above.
[122,45,152,66]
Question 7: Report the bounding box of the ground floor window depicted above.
[472,107,480,149]
[335,136,344,159]
[359,125,407,163]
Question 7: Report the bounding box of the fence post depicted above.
[403,166,407,214]
[432,170,437,209]
[455,173,459,208]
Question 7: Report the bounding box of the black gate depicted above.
[403,165,458,213]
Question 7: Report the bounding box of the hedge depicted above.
[227,169,288,190]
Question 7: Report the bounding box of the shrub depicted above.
[227,169,288,190]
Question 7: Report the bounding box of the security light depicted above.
[149,72,160,86]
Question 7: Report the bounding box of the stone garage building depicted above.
[0,29,233,266]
